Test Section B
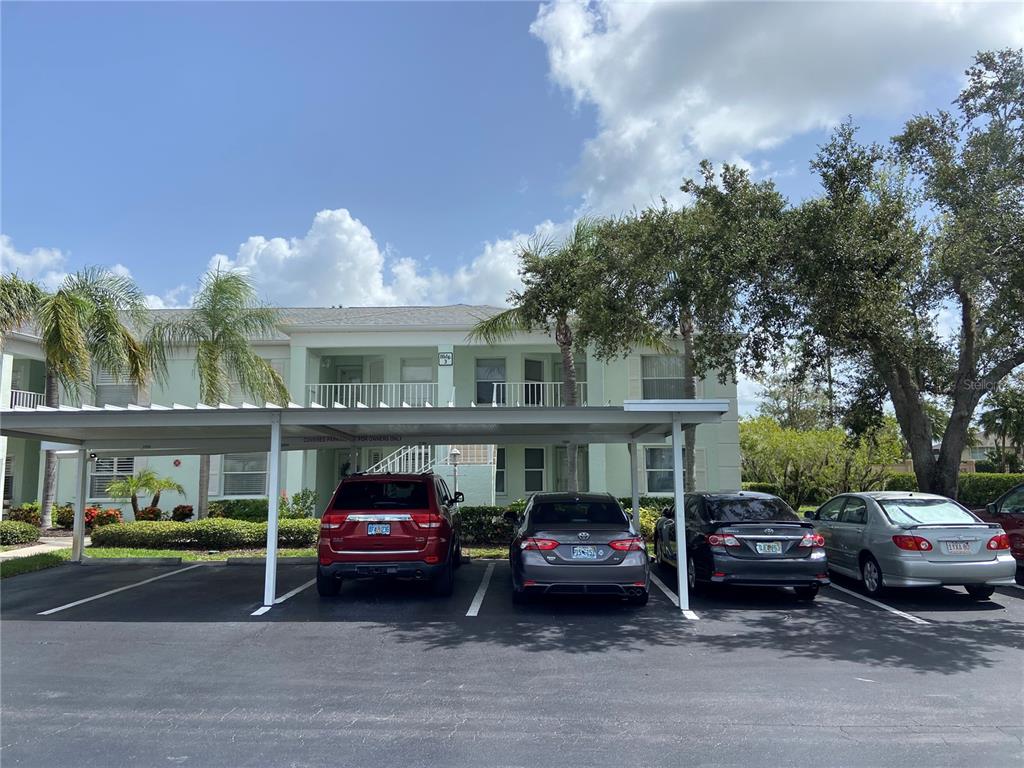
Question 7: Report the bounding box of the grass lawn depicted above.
[84,547,317,561]
[0,550,71,578]
[464,546,506,559]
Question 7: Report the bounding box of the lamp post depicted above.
[449,446,461,501]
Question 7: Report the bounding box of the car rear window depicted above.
[530,501,628,527]
[706,497,798,523]
[879,499,978,526]
[332,480,429,510]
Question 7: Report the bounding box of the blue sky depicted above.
[3,1,1021,321]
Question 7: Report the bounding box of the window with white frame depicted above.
[495,447,506,495]
[524,448,545,493]
[95,368,138,407]
[222,453,268,496]
[475,358,506,404]
[90,457,135,498]
[641,355,685,399]
[644,446,680,493]
[4,455,13,502]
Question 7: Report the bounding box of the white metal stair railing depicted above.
[363,445,437,474]
[489,381,588,407]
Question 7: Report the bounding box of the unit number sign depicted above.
[438,352,453,367]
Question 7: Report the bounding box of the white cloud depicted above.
[531,0,1023,215]
[0,234,68,290]
[209,208,563,308]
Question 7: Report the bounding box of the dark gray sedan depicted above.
[507,492,649,605]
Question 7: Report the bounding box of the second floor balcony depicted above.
[306,380,589,408]
[10,390,45,409]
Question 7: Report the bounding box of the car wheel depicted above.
[627,590,649,606]
[686,557,704,594]
[860,555,885,597]
[431,557,455,597]
[965,584,995,600]
[316,565,341,598]
[453,537,463,568]
[794,585,819,601]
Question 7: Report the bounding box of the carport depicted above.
[0,399,729,612]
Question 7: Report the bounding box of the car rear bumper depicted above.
[319,560,444,581]
[879,554,1018,587]
[709,553,830,587]
[516,552,649,593]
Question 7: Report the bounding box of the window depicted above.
[644,446,675,493]
[879,498,978,526]
[95,368,138,407]
[475,358,506,404]
[495,448,506,495]
[3,455,13,502]
[705,497,799,523]
[641,355,685,399]
[400,358,434,406]
[529,500,628,527]
[840,498,868,525]
[332,480,429,510]
[90,457,135,498]
[222,453,268,496]
[524,448,545,493]
[816,497,845,522]
[1002,488,1024,515]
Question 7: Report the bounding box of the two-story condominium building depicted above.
[0,305,740,516]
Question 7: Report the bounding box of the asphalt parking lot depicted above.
[2,559,1022,768]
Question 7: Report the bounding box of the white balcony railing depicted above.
[489,381,588,407]
[10,390,45,409]
[308,382,439,408]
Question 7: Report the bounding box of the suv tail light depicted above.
[987,533,1010,550]
[799,533,826,548]
[706,533,741,547]
[411,512,444,529]
[608,537,645,551]
[521,538,559,551]
[892,535,933,551]
[321,512,349,530]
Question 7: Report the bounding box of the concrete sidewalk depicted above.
[0,536,87,561]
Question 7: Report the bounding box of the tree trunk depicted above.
[878,360,939,493]
[680,318,697,492]
[151,491,161,509]
[131,493,140,516]
[197,455,211,518]
[40,370,60,530]
[556,318,578,492]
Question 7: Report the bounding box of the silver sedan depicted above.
[808,491,1016,599]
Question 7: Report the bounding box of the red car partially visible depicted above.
[976,482,1024,582]
[316,473,463,597]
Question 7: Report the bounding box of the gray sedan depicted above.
[808,491,1017,599]
[507,492,649,605]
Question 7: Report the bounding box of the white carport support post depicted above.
[72,449,88,563]
[671,415,689,612]
[628,442,640,521]
[262,417,282,607]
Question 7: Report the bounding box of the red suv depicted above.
[316,473,464,597]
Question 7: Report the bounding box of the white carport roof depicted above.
[1,399,726,615]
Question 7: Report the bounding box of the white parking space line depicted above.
[37,564,205,616]
[649,572,699,620]
[828,583,930,625]
[466,562,495,617]
[251,606,272,616]
[274,578,316,604]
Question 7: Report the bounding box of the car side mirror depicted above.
[804,510,815,520]
[502,510,519,525]
[986,502,999,515]
[453,491,465,504]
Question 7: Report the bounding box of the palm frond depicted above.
[0,273,43,339]
[467,307,533,344]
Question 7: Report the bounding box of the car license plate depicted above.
[571,545,597,560]
[755,542,783,555]
[367,523,391,536]
[944,541,971,554]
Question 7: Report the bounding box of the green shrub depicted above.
[617,496,674,510]
[741,482,782,496]
[885,473,918,492]
[276,518,319,547]
[90,518,319,550]
[53,504,75,529]
[7,505,41,526]
[171,505,193,522]
[958,473,1024,507]
[458,506,514,546]
[135,507,162,522]
[191,518,265,549]
[90,521,194,549]
[636,507,661,540]
[280,488,319,518]
[208,498,269,522]
[0,520,41,546]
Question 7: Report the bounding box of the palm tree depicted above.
[148,269,289,517]
[469,220,601,491]
[106,469,185,515]
[1,268,152,528]
[980,376,1024,472]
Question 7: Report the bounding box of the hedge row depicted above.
[0,520,41,546]
[884,472,1023,507]
[90,518,319,550]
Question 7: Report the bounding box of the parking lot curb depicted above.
[81,557,183,566]
[226,557,317,566]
